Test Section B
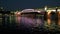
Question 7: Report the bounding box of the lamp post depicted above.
[44,6,47,11]
[44,6,47,21]
[55,7,58,26]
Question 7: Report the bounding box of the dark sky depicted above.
[0,0,60,10]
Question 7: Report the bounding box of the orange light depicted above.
[47,11,51,25]
[59,12,60,14]
[47,19,51,25]
[15,12,21,16]
[58,12,60,26]
[47,11,51,15]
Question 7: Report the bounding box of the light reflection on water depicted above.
[15,15,44,28]
[58,12,60,26]
[0,12,60,31]
[0,14,44,29]
[47,19,51,26]
[15,16,21,24]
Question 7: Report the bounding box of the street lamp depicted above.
[56,7,58,12]
[44,6,47,11]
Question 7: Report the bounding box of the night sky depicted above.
[0,0,60,10]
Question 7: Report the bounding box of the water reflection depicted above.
[58,12,60,26]
[47,11,51,26]
[47,19,51,26]
[15,14,44,28]
[15,16,21,24]
[2,14,10,28]
[1,11,60,31]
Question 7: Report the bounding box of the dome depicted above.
[21,9,35,13]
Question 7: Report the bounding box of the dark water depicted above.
[0,14,60,33]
